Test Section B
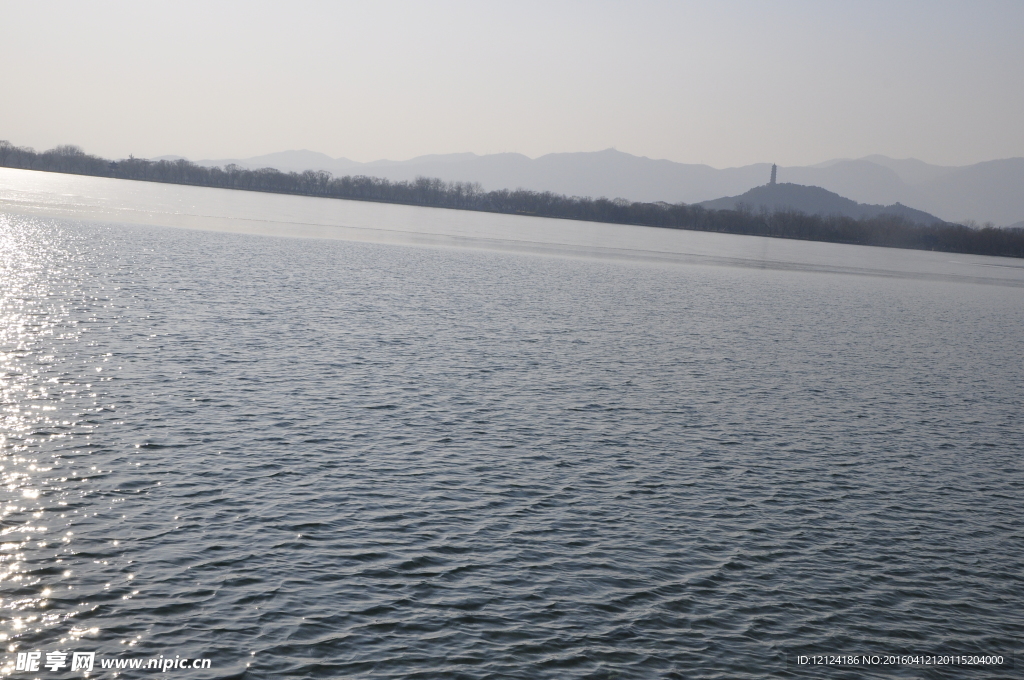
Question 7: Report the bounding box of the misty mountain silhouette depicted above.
[162,149,1024,226]
[698,183,944,226]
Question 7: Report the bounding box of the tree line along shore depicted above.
[2,141,1022,258]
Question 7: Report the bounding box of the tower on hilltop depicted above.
[770,164,777,186]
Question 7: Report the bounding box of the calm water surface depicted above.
[1,170,1023,678]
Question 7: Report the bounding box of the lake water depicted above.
[1,168,1022,678]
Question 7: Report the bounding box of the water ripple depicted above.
[1,213,1022,678]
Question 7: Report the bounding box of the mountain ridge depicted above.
[155,149,1024,226]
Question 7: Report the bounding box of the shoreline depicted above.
[2,142,1023,259]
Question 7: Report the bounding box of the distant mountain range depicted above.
[153,149,1024,226]
[699,183,944,226]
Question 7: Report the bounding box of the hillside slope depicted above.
[698,183,944,226]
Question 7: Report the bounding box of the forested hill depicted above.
[699,183,944,226]
[2,141,1023,259]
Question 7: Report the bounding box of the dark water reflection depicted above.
[2,212,1022,679]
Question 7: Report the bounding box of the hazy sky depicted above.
[3,0,1022,167]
